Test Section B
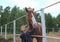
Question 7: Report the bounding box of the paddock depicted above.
[0,1,60,42]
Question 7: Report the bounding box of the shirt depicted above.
[20,28,35,42]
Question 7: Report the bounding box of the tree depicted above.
[56,14,60,28]
[0,6,3,26]
[1,6,60,33]
[10,6,18,21]
[0,6,3,13]
[2,6,10,25]
[45,13,53,28]
[34,12,41,22]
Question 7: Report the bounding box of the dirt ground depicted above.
[0,32,60,42]
[16,32,60,42]
[16,37,60,42]
[47,32,60,42]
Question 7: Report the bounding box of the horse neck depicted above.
[31,14,37,25]
[27,13,37,30]
[27,16,33,30]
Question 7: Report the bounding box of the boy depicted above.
[20,25,36,42]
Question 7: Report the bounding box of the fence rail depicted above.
[32,35,60,39]
[0,28,60,34]
[0,1,60,42]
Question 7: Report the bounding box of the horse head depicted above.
[25,7,36,30]
[25,7,34,18]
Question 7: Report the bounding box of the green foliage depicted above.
[34,12,41,22]
[0,6,60,33]
[45,13,53,28]
[56,14,60,27]
[0,6,3,26]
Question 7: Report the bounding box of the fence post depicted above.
[59,28,60,32]
[5,24,7,39]
[52,28,54,32]
[1,26,2,35]
[13,20,16,42]
[40,9,47,42]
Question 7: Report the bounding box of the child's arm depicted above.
[28,28,35,35]
[28,24,38,35]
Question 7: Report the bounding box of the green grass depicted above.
[0,34,14,38]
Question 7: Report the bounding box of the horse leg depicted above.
[36,37,42,42]
[32,37,33,42]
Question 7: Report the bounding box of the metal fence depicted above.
[0,1,60,42]
[0,15,60,42]
[0,15,27,42]
[46,28,60,32]
[0,28,60,34]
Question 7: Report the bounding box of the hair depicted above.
[20,25,25,27]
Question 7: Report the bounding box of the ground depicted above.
[16,32,60,42]
[0,32,60,42]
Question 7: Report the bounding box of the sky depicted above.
[0,0,60,17]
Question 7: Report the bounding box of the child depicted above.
[20,25,36,42]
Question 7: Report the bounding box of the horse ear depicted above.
[32,8,34,14]
[25,7,28,12]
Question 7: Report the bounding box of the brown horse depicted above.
[25,7,42,42]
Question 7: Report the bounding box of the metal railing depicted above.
[0,1,60,42]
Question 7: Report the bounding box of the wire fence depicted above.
[0,17,60,42]
[0,1,60,42]
[0,28,60,34]
[0,27,60,42]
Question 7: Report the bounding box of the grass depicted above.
[0,34,14,38]
[47,32,60,37]
[0,32,60,42]
[0,32,60,38]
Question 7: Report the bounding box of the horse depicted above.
[25,7,42,42]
